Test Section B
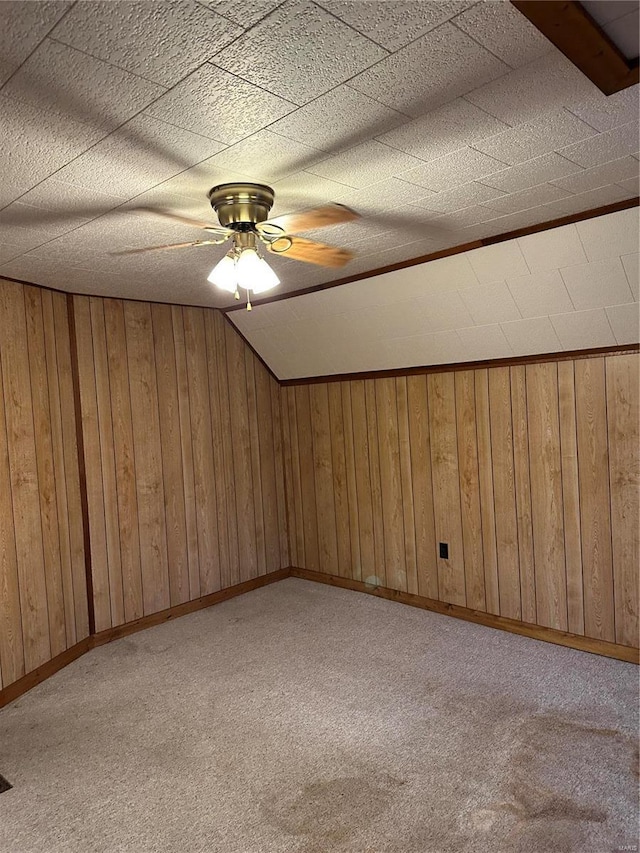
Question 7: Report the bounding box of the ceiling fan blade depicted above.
[263,204,359,234]
[267,236,353,267]
[135,206,229,233]
[112,239,225,256]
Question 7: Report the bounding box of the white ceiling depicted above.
[582,1,639,61]
[229,207,640,379]
[0,0,638,308]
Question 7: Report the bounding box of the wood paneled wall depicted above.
[72,296,288,634]
[281,353,639,649]
[0,280,89,690]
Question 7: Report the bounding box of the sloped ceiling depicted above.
[230,207,640,379]
[1,0,638,310]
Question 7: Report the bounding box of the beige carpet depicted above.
[0,578,638,853]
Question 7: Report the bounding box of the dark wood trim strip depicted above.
[0,638,91,710]
[91,568,290,646]
[66,293,96,636]
[290,568,640,664]
[220,310,280,384]
[0,569,291,709]
[223,198,640,313]
[512,1,639,95]
[280,345,640,387]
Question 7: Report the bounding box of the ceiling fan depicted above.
[117,182,360,309]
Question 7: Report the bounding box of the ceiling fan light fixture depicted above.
[207,253,237,292]
[236,248,280,294]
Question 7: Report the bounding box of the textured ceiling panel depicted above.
[0,0,638,312]
[229,208,639,379]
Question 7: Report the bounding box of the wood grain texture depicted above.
[605,354,639,647]
[282,353,638,653]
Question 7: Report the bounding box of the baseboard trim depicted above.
[289,568,640,664]
[0,569,290,709]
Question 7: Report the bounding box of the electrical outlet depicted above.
[439,542,449,559]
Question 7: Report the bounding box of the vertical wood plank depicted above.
[74,295,111,632]
[25,287,66,655]
[271,377,289,569]
[213,312,239,587]
[606,354,639,647]
[296,385,320,572]
[341,383,361,581]
[245,351,267,576]
[455,370,486,612]
[41,290,76,648]
[527,362,568,631]
[1,284,51,668]
[310,384,339,576]
[280,386,297,567]
[557,360,585,635]
[510,365,536,625]
[327,383,351,578]
[575,357,615,642]
[152,303,189,606]
[475,369,499,615]
[350,380,375,583]
[365,379,385,587]
[254,362,281,574]
[286,386,306,568]
[375,377,406,592]
[0,300,25,684]
[125,301,170,614]
[406,375,438,600]
[54,294,89,640]
[427,372,466,607]
[225,322,257,581]
[89,297,125,627]
[489,367,521,620]
[396,377,418,595]
[103,299,143,623]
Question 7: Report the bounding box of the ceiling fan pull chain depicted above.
[234,288,240,300]
[246,293,252,311]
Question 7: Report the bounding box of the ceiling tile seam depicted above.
[557,259,636,306]
[0,52,243,215]
[0,0,77,95]
[309,0,394,53]
[205,0,290,54]
[133,110,234,148]
[194,0,287,34]
[447,14,521,71]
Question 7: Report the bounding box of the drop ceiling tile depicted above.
[534,184,630,220]
[465,52,598,125]
[212,0,387,105]
[603,9,640,60]
[307,141,424,189]
[349,23,509,117]
[506,269,574,318]
[517,223,587,273]
[0,202,100,253]
[465,240,530,284]
[18,179,127,221]
[384,329,462,368]
[550,308,616,349]
[559,257,634,310]
[150,159,250,201]
[269,172,350,215]
[54,114,226,197]
[575,206,639,261]
[479,153,584,194]
[482,182,572,216]
[0,1,71,87]
[0,244,27,265]
[401,147,507,192]
[204,0,282,29]
[456,323,513,359]
[617,176,640,196]
[377,97,509,163]
[145,64,296,145]
[3,38,165,132]
[205,130,323,181]
[500,316,562,355]
[472,109,598,166]
[51,1,241,87]
[268,85,407,154]
[431,205,500,229]
[549,156,639,194]
[605,302,640,344]
[568,85,639,131]
[582,1,637,25]
[315,0,471,51]
[459,280,521,324]
[559,123,639,168]
[621,252,640,300]
[413,253,481,292]
[334,178,431,215]
[412,181,506,214]
[454,0,552,68]
[412,290,474,331]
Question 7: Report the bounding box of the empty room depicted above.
[0,1,639,851]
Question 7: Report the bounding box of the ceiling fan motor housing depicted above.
[208,182,275,229]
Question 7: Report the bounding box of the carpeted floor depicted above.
[0,578,637,853]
